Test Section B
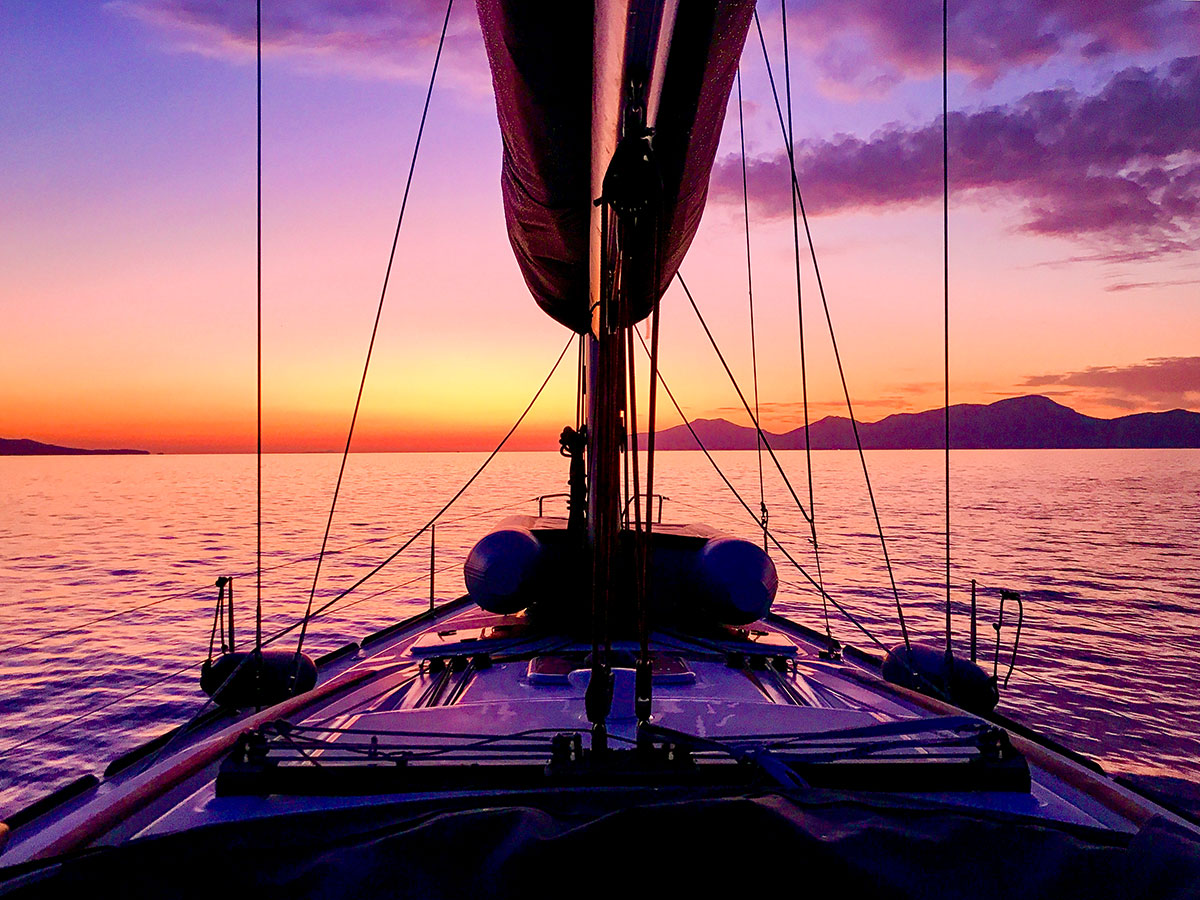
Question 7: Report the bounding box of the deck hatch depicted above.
[527,653,695,685]
[410,617,532,658]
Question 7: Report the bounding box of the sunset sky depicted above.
[2,1,1198,453]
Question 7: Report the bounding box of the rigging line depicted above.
[294,0,455,663]
[274,332,574,643]
[0,584,214,656]
[643,307,662,534]
[255,0,263,653]
[675,273,811,527]
[437,496,541,525]
[943,0,952,661]
[127,336,571,775]
[626,328,642,535]
[753,10,911,651]
[0,660,198,760]
[321,559,462,618]
[122,560,462,780]
[737,68,768,553]
[207,585,223,660]
[0,542,420,654]
[624,322,636,537]
[642,216,663,544]
[0,509,518,655]
[635,330,886,651]
[639,274,663,718]
[777,2,831,644]
[626,321,650,701]
[576,332,586,431]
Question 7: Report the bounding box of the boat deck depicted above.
[130,605,1147,839]
[3,597,1196,872]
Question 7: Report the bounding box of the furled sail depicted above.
[477,0,756,333]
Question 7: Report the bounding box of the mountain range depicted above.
[1,438,149,456]
[640,396,1200,450]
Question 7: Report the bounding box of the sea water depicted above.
[1,449,1198,814]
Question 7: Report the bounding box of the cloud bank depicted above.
[714,56,1200,259]
[785,0,1199,91]
[108,0,488,88]
[1023,356,1200,410]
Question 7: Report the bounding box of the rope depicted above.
[778,0,831,645]
[635,330,886,650]
[0,497,537,658]
[84,329,568,775]
[0,557,468,764]
[0,585,214,656]
[625,325,638,536]
[282,333,574,644]
[737,68,769,553]
[320,559,461,619]
[132,334,570,769]
[207,579,223,661]
[576,333,586,431]
[942,0,952,661]
[255,0,263,654]
[753,9,911,652]
[639,281,664,723]
[676,274,811,527]
[295,0,455,663]
[0,661,199,760]
[138,331,568,755]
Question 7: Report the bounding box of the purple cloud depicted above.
[1105,278,1200,292]
[713,382,945,424]
[1023,357,1200,409]
[109,0,488,88]
[714,56,1200,259]
[785,0,1199,88]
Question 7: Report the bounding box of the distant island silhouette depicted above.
[6,397,1199,454]
[1,438,149,456]
[640,396,1200,450]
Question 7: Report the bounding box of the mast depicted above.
[585,0,677,747]
[475,0,756,745]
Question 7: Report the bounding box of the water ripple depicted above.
[0,449,1197,813]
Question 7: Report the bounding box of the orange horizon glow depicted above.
[4,7,1198,456]
[8,386,1196,456]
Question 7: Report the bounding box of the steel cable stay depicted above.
[294,0,456,667]
[676,271,841,653]
[284,331,574,657]
[772,532,985,591]
[675,273,812,528]
[254,0,264,658]
[635,330,887,652]
[0,561,462,762]
[665,505,976,593]
[736,68,770,555]
[0,661,199,761]
[0,498,538,658]
[941,0,954,673]
[4,331,568,763]
[777,0,831,649]
[25,333,573,775]
[752,8,911,652]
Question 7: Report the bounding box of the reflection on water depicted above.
[1,449,1197,812]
